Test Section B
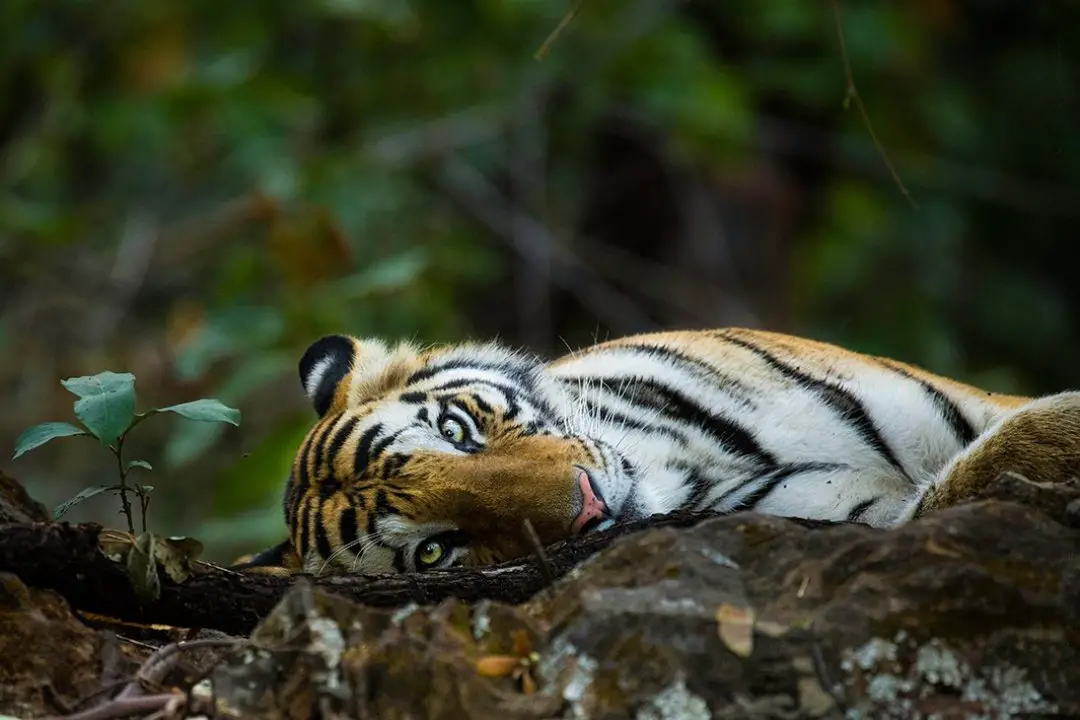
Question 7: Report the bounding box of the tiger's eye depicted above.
[417,539,445,567]
[439,418,466,443]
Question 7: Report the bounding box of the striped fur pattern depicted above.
[235,328,1080,576]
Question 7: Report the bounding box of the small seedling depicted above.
[12,370,241,534]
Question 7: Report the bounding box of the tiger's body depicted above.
[238,328,1080,576]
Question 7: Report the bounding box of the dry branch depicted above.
[0,511,834,637]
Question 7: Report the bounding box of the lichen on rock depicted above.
[200,485,1080,718]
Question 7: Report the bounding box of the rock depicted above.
[209,498,1080,719]
[0,572,142,717]
[0,471,50,524]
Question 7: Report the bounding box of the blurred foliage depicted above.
[1,0,1078,560]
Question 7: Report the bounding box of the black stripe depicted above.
[370,428,405,461]
[406,358,532,385]
[426,377,518,397]
[347,487,368,511]
[319,416,359,498]
[448,397,480,422]
[720,331,909,478]
[575,375,776,466]
[366,496,379,535]
[430,376,558,421]
[874,358,978,447]
[716,461,846,511]
[381,454,408,480]
[374,488,400,517]
[297,496,313,560]
[326,416,359,468]
[310,414,341,486]
[288,429,319,524]
[570,436,603,469]
[308,416,341,507]
[338,506,359,550]
[681,467,713,511]
[315,507,333,559]
[503,396,521,421]
[577,397,689,446]
[599,343,757,403]
[353,422,385,476]
[847,496,878,523]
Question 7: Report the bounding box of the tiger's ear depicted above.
[299,334,422,416]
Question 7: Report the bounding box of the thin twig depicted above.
[522,519,557,587]
[116,635,160,652]
[110,435,136,535]
[45,694,179,720]
[830,0,916,210]
[810,642,846,706]
[534,0,586,60]
[118,638,248,700]
[47,638,249,720]
[67,681,134,714]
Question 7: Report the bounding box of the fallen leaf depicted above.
[475,655,520,678]
[153,535,205,583]
[716,603,755,658]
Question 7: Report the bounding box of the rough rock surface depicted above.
[210,494,1080,719]
[0,572,144,717]
[1,471,1079,718]
[0,471,49,524]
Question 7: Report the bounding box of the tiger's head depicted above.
[242,334,636,576]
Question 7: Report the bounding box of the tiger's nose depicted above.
[571,467,612,534]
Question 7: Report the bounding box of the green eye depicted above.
[439,417,466,443]
[416,539,446,568]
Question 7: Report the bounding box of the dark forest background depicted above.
[2,0,1077,561]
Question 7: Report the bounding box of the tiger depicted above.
[235,328,1080,576]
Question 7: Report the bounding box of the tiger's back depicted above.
[547,328,1028,527]
[235,326,1076,577]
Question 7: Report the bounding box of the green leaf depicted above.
[60,372,137,447]
[126,460,153,473]
[154,398,242,427]
[54,485,123,520]
[12,421,87,459]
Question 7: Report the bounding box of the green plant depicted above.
[12,371,241,534]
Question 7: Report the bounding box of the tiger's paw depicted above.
[228,538,303,576]
[908,391,1080,521]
